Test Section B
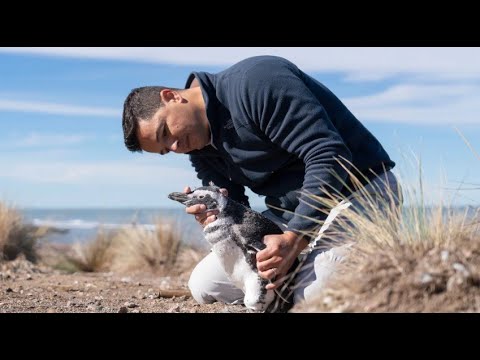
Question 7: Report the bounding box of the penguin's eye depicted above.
[199,195,204,199]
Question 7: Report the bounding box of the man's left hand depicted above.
[256,231,308,290]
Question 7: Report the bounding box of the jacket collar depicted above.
[185,71,223,152]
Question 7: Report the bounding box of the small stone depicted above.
[121,277,131,283]
[453,263,469,277]
[118,306,128,313]
[420,273,433,284]
[124,301,138,308]
[87,304,97,312]
[168,305,181,313]
[323,296,333,305]
[5,287,13,293]
[131,309,141,313]
[441,250,449,262]
[94,296,103,301]
[26,274,33,280]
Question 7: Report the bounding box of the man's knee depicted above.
[293,245,350,304]
[188,262,216,304]
[187,252,244,305]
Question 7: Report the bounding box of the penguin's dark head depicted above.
[168,183,227,211]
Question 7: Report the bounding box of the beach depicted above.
[0,256,248,313]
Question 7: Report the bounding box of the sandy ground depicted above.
[0,258,249,313]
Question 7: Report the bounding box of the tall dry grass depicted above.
[67,228,116,272]
[0,202,50,263]
[292,154,480,312]
[67,218,205,276]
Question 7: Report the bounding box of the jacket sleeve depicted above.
[189,153,250,207]
[240,58,353,234]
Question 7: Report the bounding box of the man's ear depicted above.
[160,89,182,104]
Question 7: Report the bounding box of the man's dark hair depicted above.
[122,86,181,152]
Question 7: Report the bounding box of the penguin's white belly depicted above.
[204,219,275,311]
[212,240,256,292]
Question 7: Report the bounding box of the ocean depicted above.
[19,205,479,249]
[20,208,211,249]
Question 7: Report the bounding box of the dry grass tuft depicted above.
[293,156,480,312]
[66,217,205,276]
[294,205,480,312]
[110,220,182,274]
[0,202,50,263]
[66,228,116,272]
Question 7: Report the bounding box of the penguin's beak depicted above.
[168,192,189,205]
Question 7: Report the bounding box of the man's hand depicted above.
[184,186,228,227]
[256,231,309,290]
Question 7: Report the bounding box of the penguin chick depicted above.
[168,184,296,312]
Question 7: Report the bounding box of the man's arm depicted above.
[240,57,352,235]
[234,57,353,289]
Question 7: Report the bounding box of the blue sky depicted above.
[0,47,479,209]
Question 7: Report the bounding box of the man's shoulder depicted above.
[217,56,299,100]
[221,55,295,79]
[233,55,290,68]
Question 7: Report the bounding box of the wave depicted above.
[30,218,158,231]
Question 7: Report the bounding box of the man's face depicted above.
[136,89,209,155]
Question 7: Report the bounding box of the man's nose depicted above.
[167,139,179,152]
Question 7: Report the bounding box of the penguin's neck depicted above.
[217,198,247,224]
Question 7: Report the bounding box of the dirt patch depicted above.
[0,258,248,313]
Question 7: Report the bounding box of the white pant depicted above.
[188,171,402,307]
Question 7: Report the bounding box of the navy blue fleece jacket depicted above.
[185,56,395,235]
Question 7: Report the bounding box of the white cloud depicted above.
[2,47,480,81]
[1,48,480,125]
[0,158,198,186]
[0,99,118,117]
[344,84,480,124]
[13,133,92,147]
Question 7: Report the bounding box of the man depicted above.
[122,55,402,307]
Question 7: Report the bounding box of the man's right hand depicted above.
[184,186,227,227]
